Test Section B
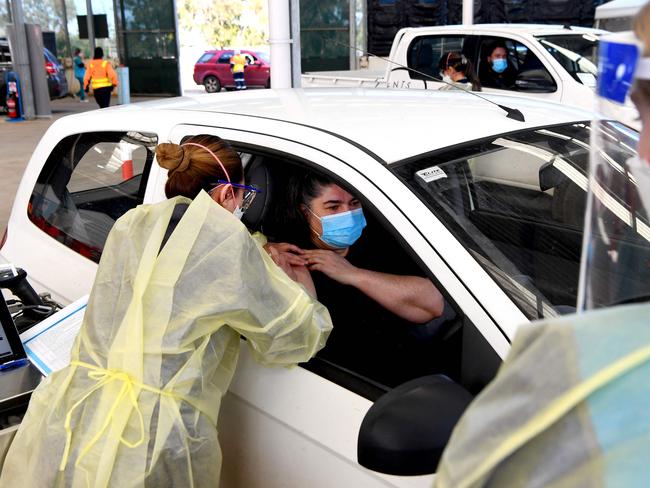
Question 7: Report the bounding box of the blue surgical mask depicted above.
[492,58,507,73]
[308,207,367,249]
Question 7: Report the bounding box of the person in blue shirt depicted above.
[73,48,88,103]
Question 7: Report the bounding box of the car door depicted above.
[166,116,514,487]
[242,52,265,87]
[1,128,161,304]
[216,51,235,87]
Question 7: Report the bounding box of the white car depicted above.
[304,24,638,128]
[0,89,644,486]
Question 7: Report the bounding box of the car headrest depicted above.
[242,157,273,231]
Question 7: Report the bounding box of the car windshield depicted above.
[536,34,599,87]
[257,51,270,63]
[392,122,649,320]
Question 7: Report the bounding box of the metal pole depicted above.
[171,0,181,95]
[349,0,356,70]
[86,0,95,53]
[462,0,474,25]
[25,23,51,117]
[5,0,11,22]
[8,0,35,119]
[58,0,72,59]
[289,0,301,87]
[268,0,292,89]
[112,0,123,64]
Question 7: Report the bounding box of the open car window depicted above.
[536,33,599,87]
[392,121,649,319]
[234,148,500,399]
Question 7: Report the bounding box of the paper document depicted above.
[20,295,88,376]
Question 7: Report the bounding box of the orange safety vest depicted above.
[85,60,117,89]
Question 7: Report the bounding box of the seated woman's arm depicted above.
[303,249,444,323]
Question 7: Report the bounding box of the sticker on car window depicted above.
[416,166,447,183]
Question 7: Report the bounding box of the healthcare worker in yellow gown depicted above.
[0,134,333,487]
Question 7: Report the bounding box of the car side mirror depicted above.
[539,161,566,191]
[515,69,556,93]
[357,375,473,476]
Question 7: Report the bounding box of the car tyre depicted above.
[204,76,221,93]
[265,78,271,89]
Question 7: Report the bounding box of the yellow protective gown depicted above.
[0,190,332,488]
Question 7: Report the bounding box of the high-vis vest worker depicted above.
[84,59,118,90]
[230,53,248,73]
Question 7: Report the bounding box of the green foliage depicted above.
[177,0,268,48]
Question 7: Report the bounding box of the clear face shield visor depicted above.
[578,32,650,311]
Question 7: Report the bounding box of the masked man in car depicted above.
[480,41,517,90]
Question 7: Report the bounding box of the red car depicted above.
[193,49,271,93]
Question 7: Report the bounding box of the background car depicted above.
[392,24,638,128]
[0,89,646,486]
[43,47,68,100]
[0,37,12,111]
[303,24,638,129]
[193,49,271,93]
[0,38,68,112]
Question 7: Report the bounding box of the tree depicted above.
[177,0,268,48]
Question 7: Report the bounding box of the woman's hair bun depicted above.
[156,143,190,174]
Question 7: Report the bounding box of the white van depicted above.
[303,24,639,129]
[595,0,645,32]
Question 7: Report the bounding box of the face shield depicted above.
[578,32,650,311]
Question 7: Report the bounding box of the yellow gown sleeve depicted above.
[229,233,333,367]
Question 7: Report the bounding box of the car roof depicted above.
[203,49,260,54]
[400,24,607,37]
[76,88,593,164]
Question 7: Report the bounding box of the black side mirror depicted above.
[539,160,566,191]
[357,375,473,476]
[515,69,556,93]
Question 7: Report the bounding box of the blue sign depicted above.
[598,40,639,104]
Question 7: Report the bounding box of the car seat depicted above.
[242,156,274,232]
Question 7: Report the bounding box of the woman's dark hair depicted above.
[93,47,104,59]
[156,134,243,199]
[74,48,81,56]
[438,51,482,91]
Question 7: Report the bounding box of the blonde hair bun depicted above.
[156,143,190,174]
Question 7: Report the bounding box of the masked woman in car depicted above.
[0,135,332,488]
[268,171,446,386]
[438,51,482,92]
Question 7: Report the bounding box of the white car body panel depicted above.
[0,89,598,486]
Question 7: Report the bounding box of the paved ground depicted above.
[0,95,164,234]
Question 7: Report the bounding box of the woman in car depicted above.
[269,171,445,385]
[0,135,332,488]
[438,51,482,92]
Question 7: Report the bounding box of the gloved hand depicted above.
[84,86,89,93]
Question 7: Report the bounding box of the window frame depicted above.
[218,51,234,64]
[406,34,473,82]
[168,123,509,399]
[27,131,157,263]
[390,121,600,320]
[476,34,559,94]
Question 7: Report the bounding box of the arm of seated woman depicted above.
[303,249,444,323]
